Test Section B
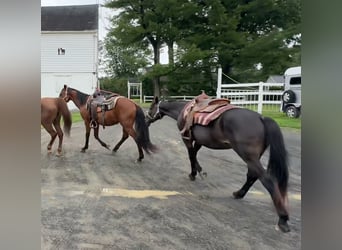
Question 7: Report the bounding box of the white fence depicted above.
[143,95,204,103]
[216,82,284,114]
[143,69,284,114]
[216,66,284,114]
[143,82,283,114]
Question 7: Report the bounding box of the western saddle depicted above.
[88,89,119,129]
[180,91,230,140]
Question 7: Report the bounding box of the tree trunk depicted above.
[152,41,161,97]
[167,42,174,65]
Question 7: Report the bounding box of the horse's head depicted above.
[59,84,71,102]
[145,96,163,126]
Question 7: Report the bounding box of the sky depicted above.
[41,0,168,64]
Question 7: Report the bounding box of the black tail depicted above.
[263,117,289,197]
[135,106,158,154]
[58,98,72,137]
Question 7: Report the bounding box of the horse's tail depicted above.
[134,106,158,154]
[263,117,289,198]
[58,98,72,137]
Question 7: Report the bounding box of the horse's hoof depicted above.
[56,151,62,157]
[198,172,207,180]
[81,149,86,153]
[233,190,245,199]
[47,150,52,155]
[276,217,290,233]
[188,174,196,181]
[135,158,142,163]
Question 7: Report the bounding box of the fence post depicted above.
[258,82,263,114]
[216,66,222,98]
[127,81,130,99]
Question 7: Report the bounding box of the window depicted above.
[57,48,65,55]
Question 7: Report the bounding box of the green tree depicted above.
[103,0,301,96]
[103,16,149,78]
[105,0,166,97]
[230,0,301,81]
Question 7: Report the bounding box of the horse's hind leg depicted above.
[124,126,144,162]
[53,118,64,156]
[233,170,258,199]
[42,122,57,154]
[112,128,129,152]
[248,160,290,232]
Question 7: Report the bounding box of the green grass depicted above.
[71,111,84,123]
[262,111,301,130]
[71,103,301,130]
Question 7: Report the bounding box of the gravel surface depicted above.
[41,116,301,250]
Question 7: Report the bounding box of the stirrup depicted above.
[181,132,191,140]
[182,136,191,140]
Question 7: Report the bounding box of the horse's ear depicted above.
[154,96,159,103]
[63,84,67,90]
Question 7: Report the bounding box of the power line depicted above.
[221,72,240,84]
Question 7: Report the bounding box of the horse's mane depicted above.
[164,99,188,103]
[68,87,89,106]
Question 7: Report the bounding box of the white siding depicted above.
[41,32,97,73]
[41,72,97,110]
[41,31,99,110]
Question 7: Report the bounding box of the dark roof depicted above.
[128,78,141,83]
[266,75,284,83]
[41,4,98,31]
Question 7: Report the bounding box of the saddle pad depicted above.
[193,104,239,126]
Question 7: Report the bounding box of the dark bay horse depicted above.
[41,97,72,156]
[59,85,156,161]
[145,96,290,232]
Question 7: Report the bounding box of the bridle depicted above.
[62,87,70,102]
[146,101,162,120]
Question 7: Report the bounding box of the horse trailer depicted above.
[281,66,301,118]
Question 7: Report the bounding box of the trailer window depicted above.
[290,77,301,85]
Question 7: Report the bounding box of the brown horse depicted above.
[41,97,72,156]
[59,85,156,162]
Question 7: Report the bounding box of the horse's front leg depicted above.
[184,140,200,181]
[193,142,207,179]
[81,121,91,153]
[93,126,110,150]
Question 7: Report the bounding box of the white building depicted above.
[41,4,99,109]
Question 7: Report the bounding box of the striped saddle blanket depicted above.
[182,100,239,126]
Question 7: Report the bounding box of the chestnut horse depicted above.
[59,85,156,162]
[145,96,290,232]
[41,97,72,156]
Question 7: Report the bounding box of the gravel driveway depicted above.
[41,116,301,250]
